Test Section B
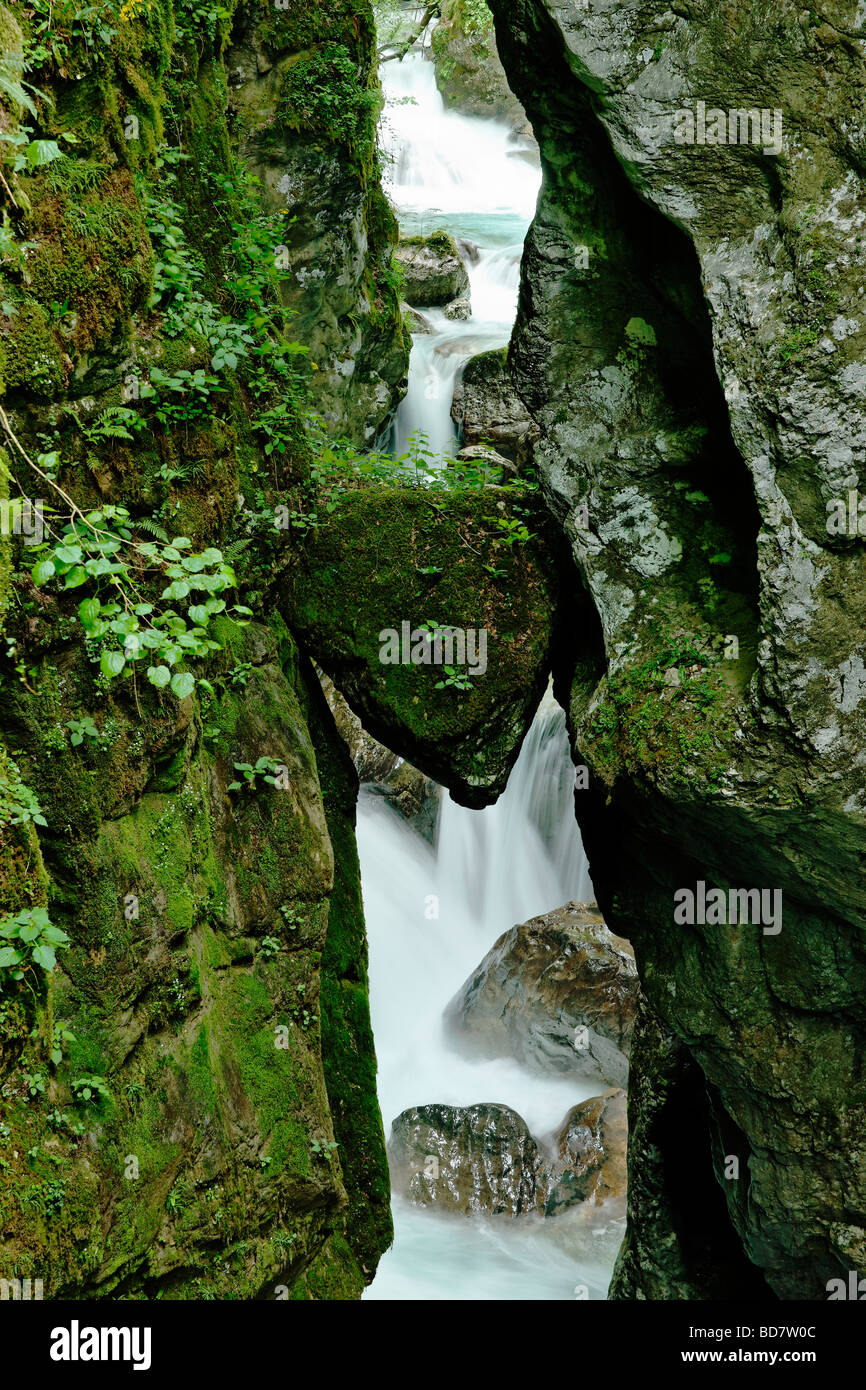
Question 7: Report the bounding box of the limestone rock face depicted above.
[227,8,409,446]
[430,2,532,138]
[451,348,538,462]
[395,231,471,308]
[446,902,638,1087]
[489,0,866,1298]
[319,672,441,842]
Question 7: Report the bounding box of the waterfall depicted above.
[378,50,541,463]
[359,696,614,1300]
[359,38,618,1301]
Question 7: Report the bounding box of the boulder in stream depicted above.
[450,347,538,461]
[388,1103,546,1216]
[395,230,471,308]
[546,1088,628,1214]
[446,901,638,1087]
[388,1092,628,1226]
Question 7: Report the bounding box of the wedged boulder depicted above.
[387,1103,547,1216]
[450,348,538,461]
[395,230,470,308]
[446,901,638,1086]
[279,487,562,808]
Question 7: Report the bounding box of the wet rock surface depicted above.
[451,347,538,461]
[396,230,471,308]
[489,0,866,1297]
[446,901,638,1087]
[388,1091,628,1224]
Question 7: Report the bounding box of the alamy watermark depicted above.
[674,880,782,935]
[673,101,783,156]
[0,497,44,545]
[379,622,488,678]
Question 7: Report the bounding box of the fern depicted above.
[0,60,39,120]
[135,517,170,542]
[225,538,251,562]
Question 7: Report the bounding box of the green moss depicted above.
[258,0,373,58]
[585,624,738,793]
[303,657,391,1282]
[280,485,558,797]
[276,43,379,167]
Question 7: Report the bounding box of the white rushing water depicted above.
[360,696,620,1300]
[378,49,541,462]
[360,35,621,1301]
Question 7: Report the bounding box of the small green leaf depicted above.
[31,559,56,586]
[100,650,125,679]
[170,672,195,700]
[78,597,101,627]
[147,664,171,688]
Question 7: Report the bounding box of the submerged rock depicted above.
[547,1088,627,1214]
[447,902,638,1086]
[395,230,471,308]
[450,347,538,461]
[388,1103,546,1216]
[442,294,472,321]
[388,1092,628,1224]
[401,302,435,335]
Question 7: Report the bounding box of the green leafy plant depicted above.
[0,908,70,981]
[259,935,282,960]
[71,1074,111,1105]
[227,756,286,793]
[434,665,474,692]
[66,716,100,747]
[309,1138,338,1161]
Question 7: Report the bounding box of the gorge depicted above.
[0,0,864,1311]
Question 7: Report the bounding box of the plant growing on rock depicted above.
[0,908,70,984]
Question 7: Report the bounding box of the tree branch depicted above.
[378,2,441,61]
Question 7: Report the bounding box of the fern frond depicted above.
[135,517,170,542]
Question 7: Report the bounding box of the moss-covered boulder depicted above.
[430,0,531,137]
[278,486,564,807]
[395,230,470,309]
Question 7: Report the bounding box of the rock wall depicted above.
[487,0,866,1299]
[0,0,399,1300]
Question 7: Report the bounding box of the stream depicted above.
[360,38,622,1301]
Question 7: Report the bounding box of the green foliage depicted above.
[589,627,734,791]
[310,1138,338,1161]
[278,43,378,160]
[71,1073,111,1105]
[66,716,100,747]
[28,503,243,693]
[0,907,70,980]
[434,665,474,692]
[259,935,282,960]
[49,1020,76,1067]
[227,757,286,793]
[0,755,47,829]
